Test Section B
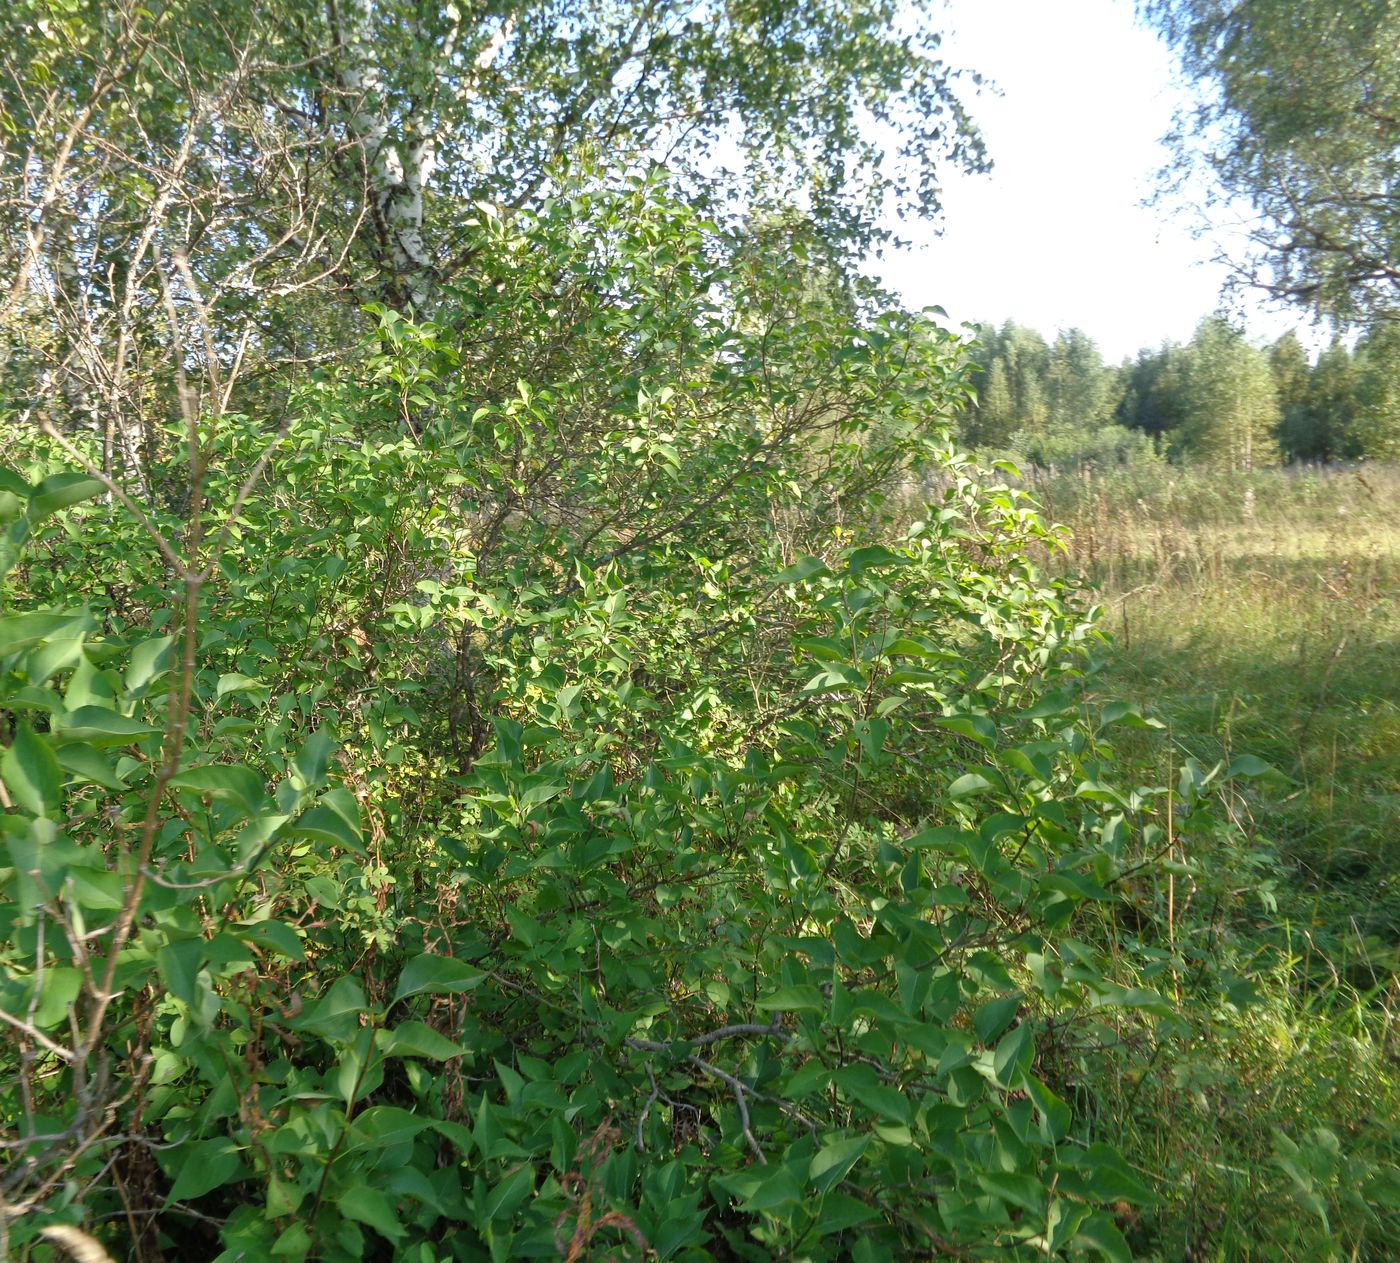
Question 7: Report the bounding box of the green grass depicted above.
[1042,463,1400,948]
[1034,462,1400,1261]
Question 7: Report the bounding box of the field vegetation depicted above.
[2,1,1399,1261]
[1026,461,1400,1260]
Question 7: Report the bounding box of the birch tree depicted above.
[302,0,990,315]
[0,0,367,487]
[1145,0,1400,326]
[4,0,990,479]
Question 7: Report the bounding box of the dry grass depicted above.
[1039,464,1400,941]
[1028,462,1400,1261]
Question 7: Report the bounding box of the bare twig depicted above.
[690,1057,766,1164]
[625,1014,790,1052]
[0,1007,76,1063]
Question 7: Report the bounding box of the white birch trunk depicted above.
[337,0,512,313]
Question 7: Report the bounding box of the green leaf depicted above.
[754,984,825,1012]
[482,1165,535,1222]
[292,976,371,1040]
[2,724,62,816]
[1073,1211,1133,1263]
[976,1170,1046,1215]
[157,938,207,1009]
[1224,977,1263,1010]
[948,771,995,799]
[811,1191,880,1235]
[27,474,104,525]
[63,658,114,714]
[774,556,829,584]
[882,637,937,658]
[352,1106,429,1150]
[1021,690,1076,719]
[393,954,485,1002]
[973,995,1021,1042]
[797,636,856,663]
[904,824,970,852]
[54,741,127,790]
[168,764,267,810]
[1074,779,1125,804]
[801,664,866,694]
[1041,871,1110,902]
[266,1176,303,1218]
[236,920,305,961]
[294,731,335,785]
[0,610,93,659]
[381,1166,448,1217]
[125,636,174,693]
[1099,700,1162,730]
[1089,982,1174,1018]
[289,804,364,853]
[216,672,268,701]
[26,635,86,686]
[337,1186,404,1243]
[31,966,82,1028]
[318,785,361,829]
[378,1021,465,1060]
[1066,1144,1157,1205]
[992,1022,1033,1087]
[55,706,160,745]
[729,1164,803,1212]
[846,545,907,573]
[5,817,65,909]
[67,866,123,910]
[871,1122,913,1147]
[1025,1074,1071,1143]
[934,714,997,747]
[1224,754,1283,780]
[271,1222,311,1258]
[832,1065,910,1123]
[166,1138,241,1202]
[809,1134,870,1194]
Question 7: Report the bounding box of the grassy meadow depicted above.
[1034,462,1400,1261]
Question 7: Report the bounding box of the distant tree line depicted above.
[962,316,1400,468]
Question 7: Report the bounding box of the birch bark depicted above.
[335,0,512,313]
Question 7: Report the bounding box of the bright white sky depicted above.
[877,0,1310,362]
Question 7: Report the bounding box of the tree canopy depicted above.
[1143,0,1400,327]
[1,0,989,324]
[960,311,1400,468]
